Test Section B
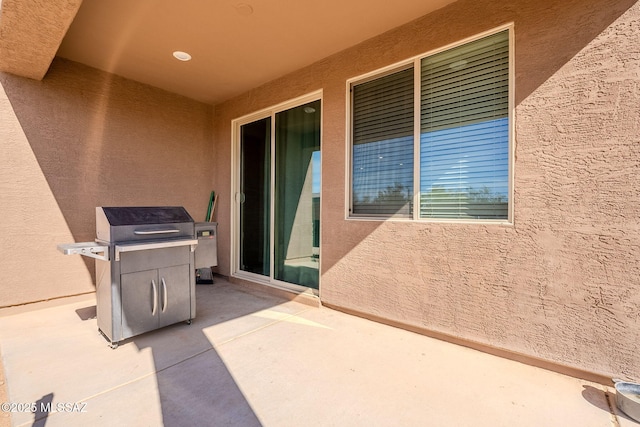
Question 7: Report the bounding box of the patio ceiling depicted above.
[0,0,457,105]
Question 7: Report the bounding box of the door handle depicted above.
[161,277,168,312]
[151,279,158,316]
[134,229,180,235]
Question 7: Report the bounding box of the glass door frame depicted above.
[230,90,322,295]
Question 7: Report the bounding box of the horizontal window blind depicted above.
[352,67,414,216]
[420,30,509,219]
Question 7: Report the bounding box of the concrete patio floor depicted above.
[0,279,636,427]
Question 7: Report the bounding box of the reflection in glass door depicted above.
[236,98,321,290]
[275,100,321,289]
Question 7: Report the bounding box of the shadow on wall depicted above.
[0,0,636,291]
[0,58,214,281]
[404,0,639,106]
[321,0,638,273]
[506,0,639,106]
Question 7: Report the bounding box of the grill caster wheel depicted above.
[186,319,192,325]
[109,342,119,350]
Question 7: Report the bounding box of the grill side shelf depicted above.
[57,242,110,261]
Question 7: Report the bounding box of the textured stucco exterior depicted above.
[0,0,82,79]
[0,58,214,307]
[212,0,640,381]
[1,0,638,381]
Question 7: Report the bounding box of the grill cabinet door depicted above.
[121,269,159,338]
[158,264,191,328]
[116,245,193,342]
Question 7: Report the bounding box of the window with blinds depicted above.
[352,67,414,217]
[420,30,509,219]
[350,29,511,221]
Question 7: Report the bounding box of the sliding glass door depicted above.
[239,118,271,276]
[274,100,321,288]
[236,97,321,291]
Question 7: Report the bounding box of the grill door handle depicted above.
[151,280,158,316]
[161,278,168,312]
[134,229,180,235]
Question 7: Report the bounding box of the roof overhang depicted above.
[0,0,457,104]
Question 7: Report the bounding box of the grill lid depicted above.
[97,206,195,243]
[101,206,193,226]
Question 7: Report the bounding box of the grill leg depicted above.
[196,267,214,284]
[98,328,119,349]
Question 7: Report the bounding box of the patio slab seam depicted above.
[604,388,622,427]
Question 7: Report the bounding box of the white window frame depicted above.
[345,24,515,224]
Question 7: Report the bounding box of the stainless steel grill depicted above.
[59,206,197,348]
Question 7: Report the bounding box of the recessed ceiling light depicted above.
[173,51,192,61]
[234,3,254,16]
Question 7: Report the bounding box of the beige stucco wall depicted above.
[1,0,637,381]
[213,0,640,380]
[0,58,213,307]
